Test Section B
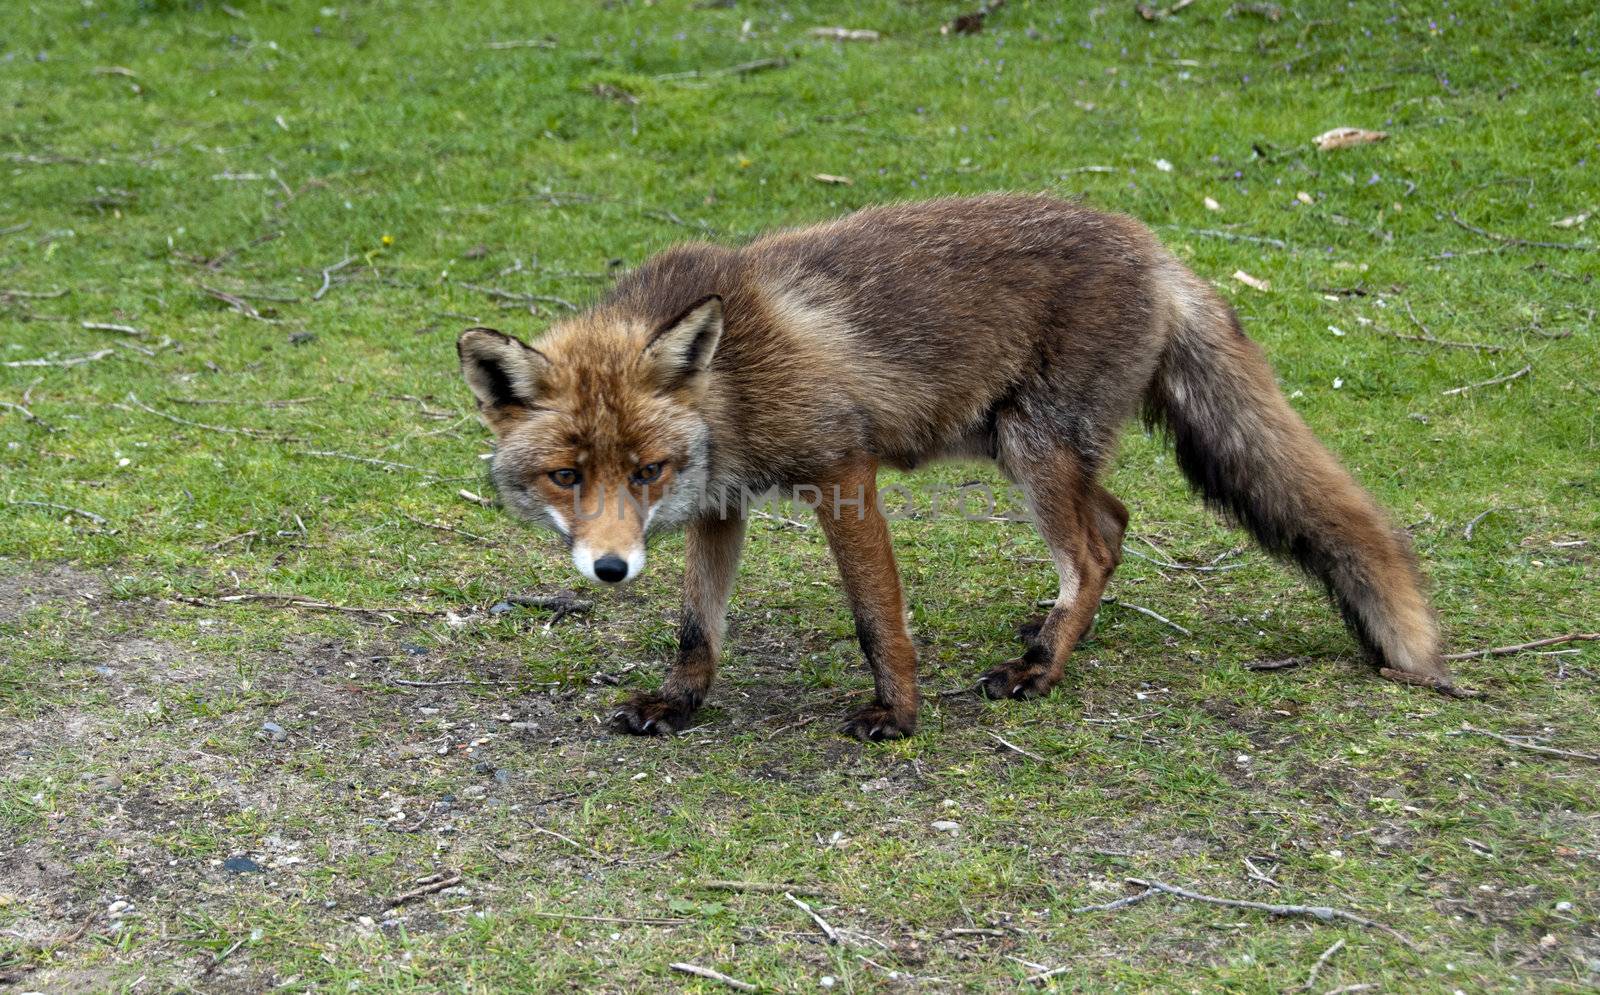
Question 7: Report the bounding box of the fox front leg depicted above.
[613,513,746,735]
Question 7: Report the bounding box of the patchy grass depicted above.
[2,0,1597,990]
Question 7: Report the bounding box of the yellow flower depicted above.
[381,234,395,246]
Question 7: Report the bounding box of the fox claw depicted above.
[612,692,697,736]
[840,703,914,742]
[979,657,1060,700]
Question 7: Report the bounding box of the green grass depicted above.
[2,0,1598,990]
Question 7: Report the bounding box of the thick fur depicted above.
[458,194,1453,741]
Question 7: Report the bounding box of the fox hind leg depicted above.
[982,445,1126,700]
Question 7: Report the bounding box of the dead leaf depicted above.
[808,27,881,42]
[1551,210,1591,229]
[1232,270,1271,292]
[1313,127,1389,151]
[813,173,853,186]
[1296,190,1314,205]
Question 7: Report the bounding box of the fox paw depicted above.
[612,692,698,736]
[839,704,916,742]
[979,654,1060,700]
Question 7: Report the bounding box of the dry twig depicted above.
[313,255,357,301]
[1448,725,1600,763]
[1441,364,1531,396]
[1071,886,1160,913]
[1124,878,1419,949]
[986,731,1049,763]
[2,349,114,368]
[786,892,842,945]
[1443,632,1598,660]
[6,500,109,525]
[699,879,831,897]
[1450,212,1599,251]
[668,963,756,992]
[126,393,288,440]
[384,872,463,908]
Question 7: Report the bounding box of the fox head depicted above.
[457,296,722,585]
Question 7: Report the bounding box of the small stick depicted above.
[528,823,608,861]
[1441,364,1531,396]
[1244,857,1281,888]
[1299,938,1345,992]
[1025,964,1074,985]
[81,320,144,337]
[1101,597,1192,637]
[1462,507,1493,540]
[6,500,108,525]
[785,892,841,945]
[986,731,1049,763]
[531,911,692,926]
[2,349,114,368]
[1126,878,1419,950]
[127,394,287,439]
[175,592,440,618]
[384,872,463,908]
[1081,709,1165,724]
[199,283,274,320]
[1444,632,1598,660]
[459,488,493,507]
[1167,226,1291,250]
[209,530,259,549]
[1378,668,1477,698]
[654,56,788,81]
[1071,886,1160,914]
[1122,545,1244,572]
[1447,725,1600,763]
[1450,212,1599,252]
[668,963,756,992]
[401,513,489,543]
[295,449,424,472]
[484,38,557,50]
[1,399,57,431]
[458,281,578,310]
[313,255,357,301]
[700,880,831,897]
[1,286,67,299]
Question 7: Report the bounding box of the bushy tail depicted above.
[1144,274,1451,687]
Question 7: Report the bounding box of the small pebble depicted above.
[931,820,961,836]
[261,721,287,742]
[223,855,264,874]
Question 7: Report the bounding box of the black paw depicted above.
[978,653,1060,700]
[839,703,916,742]
[611,692,698,736]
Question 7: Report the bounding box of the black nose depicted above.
[593,555,629,583]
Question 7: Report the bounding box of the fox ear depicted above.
[457,327,549,433]
[643,295,722,391]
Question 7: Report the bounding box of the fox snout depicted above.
[573,543,645,586]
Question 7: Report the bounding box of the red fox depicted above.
[458,194,1454,740]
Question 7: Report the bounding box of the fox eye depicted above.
[548,468,581,488]
[633,462,664,484]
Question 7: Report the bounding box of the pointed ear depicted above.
[643,295,722,391]
[457,327,549,433]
